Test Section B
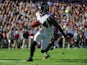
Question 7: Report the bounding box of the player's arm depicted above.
[53,21,67,38]
[31,11,41,27]
[49,16,67,38]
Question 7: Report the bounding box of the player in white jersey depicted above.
[27,2,68,62]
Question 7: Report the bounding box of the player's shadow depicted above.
[52,59,87,63]
[0,58,87,63]
[0,58,42,61]
[0,59,24,61]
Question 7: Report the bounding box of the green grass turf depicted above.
[0,48,87,65]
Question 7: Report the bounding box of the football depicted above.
[31,20,40,27]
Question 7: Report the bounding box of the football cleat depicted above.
[43,55,50,59]
[26,57,33,62]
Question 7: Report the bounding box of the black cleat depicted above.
[26,57,33,62]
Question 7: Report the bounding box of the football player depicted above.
[27,2,68,62]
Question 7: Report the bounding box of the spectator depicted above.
[7,28,14,49]
[13,29,20,49]
[0,0,87,49]
[22,29,29,49]
[0,31,3,48]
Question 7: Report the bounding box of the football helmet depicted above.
[39,2,49,14]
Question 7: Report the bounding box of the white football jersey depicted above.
[36,11,50,24]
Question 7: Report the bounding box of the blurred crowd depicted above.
[0,0,87,49]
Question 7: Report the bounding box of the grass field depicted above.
[0,48,87,65]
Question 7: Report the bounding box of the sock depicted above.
[30,41,37,58]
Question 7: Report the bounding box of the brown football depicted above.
[32,20,40,27]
